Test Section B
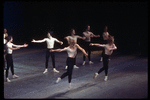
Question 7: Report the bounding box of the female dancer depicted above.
[82,25,100,65]
[64,28,85,69]
[6,36,28,82]
[100,26,110,61]
[90,35,117,81]
[32,32,63,74]
[50,38,88,88]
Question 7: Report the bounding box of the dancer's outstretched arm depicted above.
[50,48,66,52]
[90,33,100,38]
[55,39,63,45]
[7,43,28,50]
[90,43,105,47]
[13,43,28,48]
[76,44,88,57]
[31,39,46,43]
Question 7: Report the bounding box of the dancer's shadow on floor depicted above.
[46,82,97,99]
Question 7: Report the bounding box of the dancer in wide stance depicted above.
[6,36,28,82]
[50,38,88,88]
[82,25,100,65]
[64,28,85,69]
[32,32,63,74]
[90,35,117,81]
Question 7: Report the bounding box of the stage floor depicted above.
[3,47,148,99]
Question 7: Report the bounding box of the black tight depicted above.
[98,54,110,76]
[61,57,75,83]
[6,54,14,78]
[83,42,91,61]
[45,49,55,68]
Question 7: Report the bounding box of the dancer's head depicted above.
[3,29,8,38]
[107,35,114,45]
[104,26,108,32]
[68,38,76,46]
[70,29,75,35]
[7,36,13,42]
[47,31,53,38]
[85,24,90,31]
[4,28,7,33]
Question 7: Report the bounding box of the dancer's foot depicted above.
[53,68,59,73]
[89,61,94,64]
[43,69,48,74]
[12,74,19,78]
[104,76,108,81]
[74,65,79,69]
[6,78,11,82]
[65,66,68,69]
[82,61,85,65]
[93,73,98,79]
[55,77,61,83]
[68,83,71,89]
[100,57,103,62]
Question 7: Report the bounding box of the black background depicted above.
[3,1,148,55]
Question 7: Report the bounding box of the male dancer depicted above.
[32,32,63,74]
[82,25,100,65]
[100,26,110,61]
[64,28,85,69]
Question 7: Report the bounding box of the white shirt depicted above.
[83,32,93,42]
[41,37,59,49]
[67,35,80,43]
[65,44,78,58]
[104,44,116,55]
[6,42,16,54]
[4,39,7,44]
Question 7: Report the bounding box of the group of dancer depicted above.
[3,25,117,89]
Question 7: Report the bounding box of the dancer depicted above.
[32,32,63,74]
[50,38,88,88]
[6,36,28,82]
[90,35,117,81]
[100,26,110,61]
[82,25,100,65]
[4,29,8,71]
[64,28,85,69]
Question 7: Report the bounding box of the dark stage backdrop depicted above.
[3,1,148,55]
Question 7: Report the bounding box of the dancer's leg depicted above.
[45,49,50,69]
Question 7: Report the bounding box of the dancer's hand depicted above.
[31,39,35,42]
[50,49,54,52]
[60,41,63,45]
[82,37,86,40]
[97,35,100,37]
[89,43,94,46]
[84,52,88,57]
[23,43,28,47]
